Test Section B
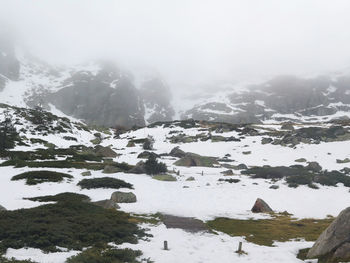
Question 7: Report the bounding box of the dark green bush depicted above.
[0,201,146,253]
[218,178,240,183]
[77,177,133,189]
[144,156,167,175]
[11,171,73,185]
[25,192,90,203]
[66,247,142,263]
[286,175,312,185]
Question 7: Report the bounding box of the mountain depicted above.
[0,39,174,128]
[181,74,350,123]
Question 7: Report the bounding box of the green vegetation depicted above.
[66,246,143,263]
[0,257,36,263]
[24,192,90,203]
[77,177,133,189]
[152,174,177,181]
[207,214,333,246]
[11,171,73,185]
[144,156,167,175]
[0,201,146,253]
[218,178,240,183]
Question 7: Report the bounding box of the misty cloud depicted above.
[1,0,350,87]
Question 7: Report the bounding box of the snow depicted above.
[5,248,79,263]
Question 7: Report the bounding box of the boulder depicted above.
[94,145,117,158]
[306,161,322,172]
[186,176,195,181]
[128,161,146,174]
[137,151,159,159]
[221,169,234,176]
[269,185,279,190]
[103,165,121,174]
[111,191,137,203]
[169,146,186,158]
[251,198,273,213]
[174,153,219,167]
[281,123,295,130]
[0,204,6,211]
[261,137,273,145]
[93,199,120,209]
[307,207,350,261]
[81,171,92,176]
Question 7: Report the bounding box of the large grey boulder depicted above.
[94,145,117,158]
[111,191,137,203]
[169,146,186,158]
[306,161,322,172]
[128,161,146,174]
[251,198,273,213]
[307,207,350,260]
[103,165,121,174]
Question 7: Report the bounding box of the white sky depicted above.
[1,0,350,88]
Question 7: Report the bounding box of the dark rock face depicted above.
[307,207,350,261]
[140,78,175,123]
[182,74,350,124]
[48,62,145,128]
[0,34,20,82]
[251,198,273,213]
[169,146,186,158]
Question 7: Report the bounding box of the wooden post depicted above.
[201,171,204,176]
[237,241,242,252]
[164,240,168,250]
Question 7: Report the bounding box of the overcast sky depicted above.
[1,0,350,88]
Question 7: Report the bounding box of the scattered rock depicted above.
[221,169,234,176]
[281,122,295,130]
[306,162,322,172]
[269,185,279,190]
[137,151,159,159]
[169,146,186,158]
[186,176,195,181]
[251,198,273,213]
[110,191,137,203]
[81,171,92,176]
[93,199,120,209]
[242,151,251,155]
[174,153,219,167]
[295,158,307,163]
[307,207,350,261]
[261,137,273,145]
[94,145,117,158]
[336,158,350,164]
[103,165,121,174]
[128,161,146,174]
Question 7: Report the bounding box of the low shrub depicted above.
[77,177,133,189]
[11,171,73,185]
[144,156,167,175]
[66,246,143,263]
[25,192,90,203]
[0,201,146,253]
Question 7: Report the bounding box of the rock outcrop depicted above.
[110,191,137,203]
[251,198,273,213]
[307,207,350,261]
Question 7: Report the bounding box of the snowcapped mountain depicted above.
[180,74,350,124]
[0,37,174,128]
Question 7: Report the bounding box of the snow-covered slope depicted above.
[1,105,350,262]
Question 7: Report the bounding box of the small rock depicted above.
[169,146,186,158]
[261,137,273,145]
[93,199,120,209]
[251,198,273,213]
[269,185,279,190]
[295,158,307,163]
[81,171,92,176]
[306,162,322,172]
[111,191,137,203]
[221,169,234,176]
[103,165,121,174]
[186,176,195,181]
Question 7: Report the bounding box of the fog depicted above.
[1,0,350,89]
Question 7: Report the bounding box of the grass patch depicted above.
[77,177,133,189]
[207,214,333,246]
[152,174,177,181]
[0,201,146,253]
[11,171,73,185]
